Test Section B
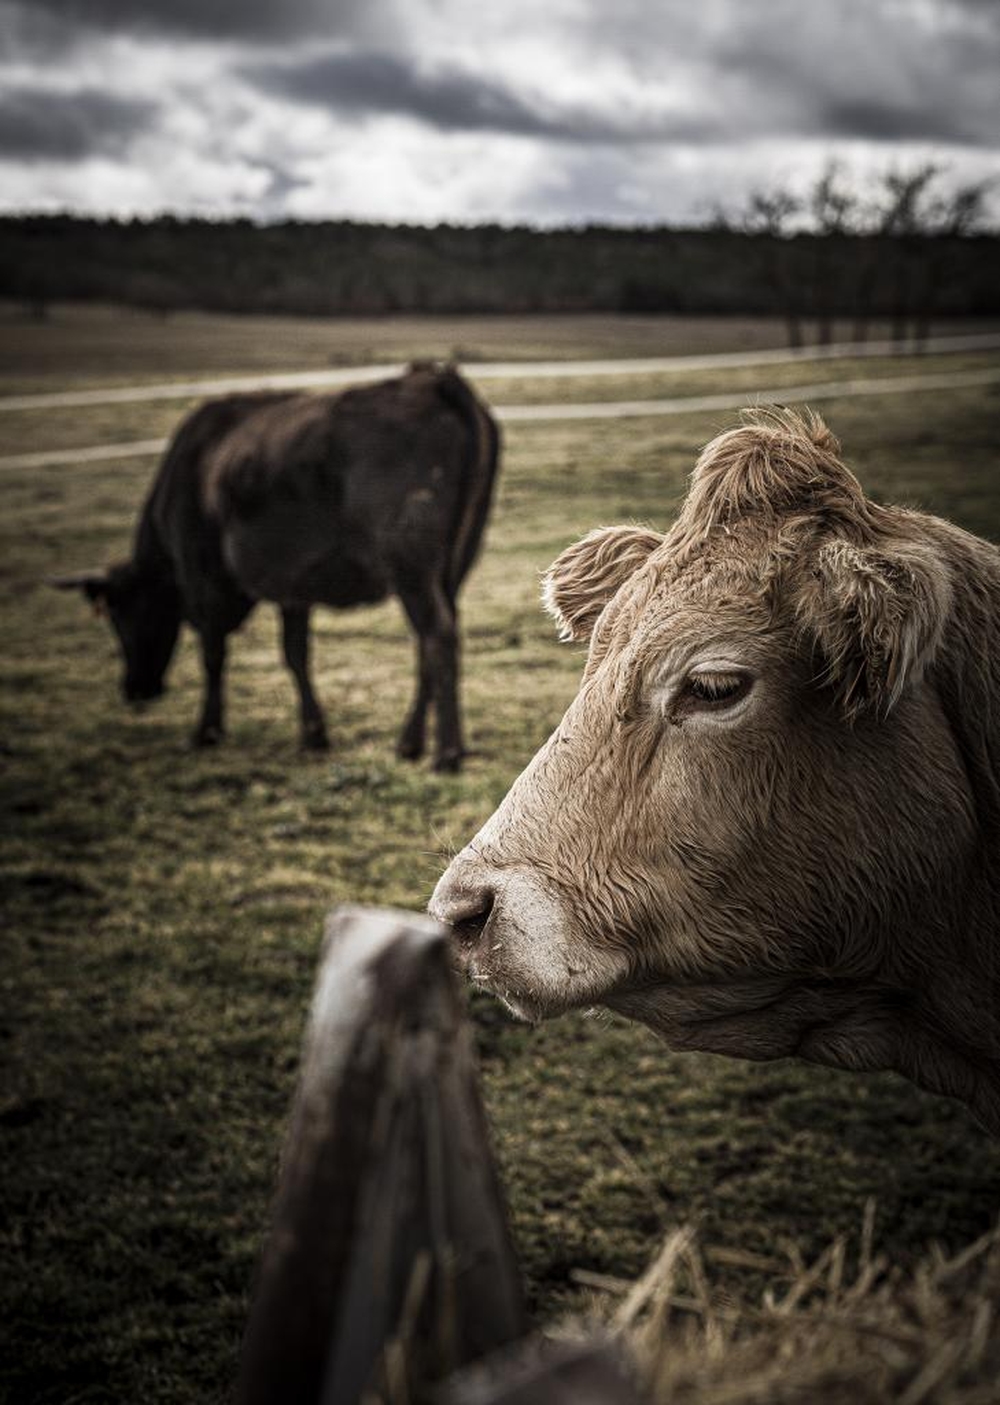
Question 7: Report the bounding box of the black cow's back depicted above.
[192,367,496,610]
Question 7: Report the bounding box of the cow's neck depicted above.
[804,899,1000,1137]
[903,887,1000,1136]
[805,523,1000,1135]
[132,493,174,581]
[612,912,1000,1136]
[903,1014,1000,1139]
[856,989,1000,1139]
[932,518,1000,836]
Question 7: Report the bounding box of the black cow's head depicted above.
[51,563,181,704]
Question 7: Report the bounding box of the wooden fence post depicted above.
[235,904,528,1405]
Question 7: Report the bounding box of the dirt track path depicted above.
[2,365,998,473]
[3,331,999,414]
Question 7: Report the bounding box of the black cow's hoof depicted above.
[302,724,329,752]
[192,724,223,748]
[432,751,464,774]
[397,737,425,762]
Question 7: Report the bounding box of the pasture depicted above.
[2,306,1000,1403]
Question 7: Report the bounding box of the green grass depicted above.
[2,312,999,1404]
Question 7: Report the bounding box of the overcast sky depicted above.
[0,0,997,226]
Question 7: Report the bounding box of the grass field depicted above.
[2,307,1000,1403]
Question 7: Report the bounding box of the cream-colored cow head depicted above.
[431,409,1000,1134]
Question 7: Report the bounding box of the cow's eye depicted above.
[684,672,752,709]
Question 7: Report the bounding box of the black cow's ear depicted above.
[797,537,951,719]
[49,564,135,617]
[48,569,110,602]
[542,524,663,642]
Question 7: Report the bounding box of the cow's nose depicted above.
[429,876,495,949]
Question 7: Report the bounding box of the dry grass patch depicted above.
[584,1212,1000,1404]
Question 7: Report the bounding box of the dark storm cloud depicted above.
[3,0,377,41]
[0,0,997,222]
[0,2,80,60]
[951,0,1000,16]
[242,29,1000,151]
[241,48,727,144]
[578,0,1000,151]
[4,0,999,152]
[0,87,157,162]
[820,99,987,148]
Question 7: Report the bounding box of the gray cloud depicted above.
[819,98,986,148]
[0,87,158,162]
[0,0,997,223]
[0,2,82,60]
[241,34,1000,151]
[579,0,1000,150]
[4,0,389,42]
[240,48,722,144]
[244,49,544,135]
[249,159,313,218]
[950,0,1000,15]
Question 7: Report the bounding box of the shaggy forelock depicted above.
[675,407,884,548]
[545,407,955,724]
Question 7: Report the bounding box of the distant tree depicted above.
[862,164,948,347]
[913,176,993,346]
[744,188,800,235]
[808,161,860,345]
[726,161,995,350]
[741,186,804,347]
[0,203,995,324]
[877,164,940,236]
[797,161,995,349]
[931,180,992,237]
[809,160,858,234]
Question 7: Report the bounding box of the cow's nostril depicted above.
[435,884,495,948]
[454,892,494,947]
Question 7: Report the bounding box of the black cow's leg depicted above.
[397,579,463,772]
[431,588,463,773]
[193,627,227,747]
[396,628,432,763]
[281,606,328,750]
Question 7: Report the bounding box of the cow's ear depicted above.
[48,563,135,617]
[542,525,663,642]
[798,537,951,719]
[48,569,112,615]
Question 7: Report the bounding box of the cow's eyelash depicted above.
[662,670,754,719]
[686,672,748,704]
[646,665,754,722]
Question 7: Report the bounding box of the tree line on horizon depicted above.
[2,164,996,342]
[712,161,997,346]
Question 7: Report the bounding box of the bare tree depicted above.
[874,164,940,346]
[913,177,994,346]
[742,186,804,348]
[808,161,859,345]
[717,162,991,350]
[830,162,992,350]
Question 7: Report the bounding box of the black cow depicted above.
[53,364,499,771]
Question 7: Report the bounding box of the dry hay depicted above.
[569,1205,1000,1404]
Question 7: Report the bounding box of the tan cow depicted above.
[431,408,1000,1135]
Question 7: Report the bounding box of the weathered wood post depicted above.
[235,905,527,1405]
